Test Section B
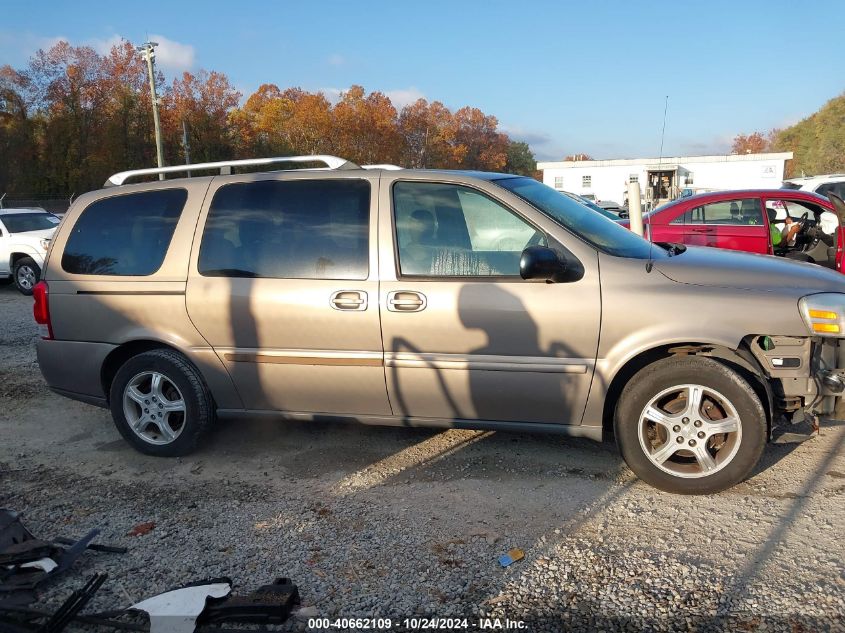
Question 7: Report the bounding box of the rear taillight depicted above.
[32,280,53,340]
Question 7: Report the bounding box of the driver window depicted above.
[393,181,546,277]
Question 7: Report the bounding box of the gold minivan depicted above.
[34,156,845,493]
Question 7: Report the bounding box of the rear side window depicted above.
[674,199,763,225]
[198,179,370,280]
[62,189,187,276]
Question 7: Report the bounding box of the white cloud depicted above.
[320,87,343,104]
[147,34,195,73]
[0,31,68,65]
[327,53,345,66]
[385,87,425,110]
[88,34,125,55]
[500,123,552,147]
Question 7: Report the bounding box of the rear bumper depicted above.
[37,339,115,403]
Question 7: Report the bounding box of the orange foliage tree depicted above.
[1,41,534,195]
[731,131,770,154]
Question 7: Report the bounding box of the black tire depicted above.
[614,356,766,494]
[109,349,214,457]
[13,257,40,295]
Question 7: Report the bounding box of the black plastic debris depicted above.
[199,577,300,624]
[0,509,121,606]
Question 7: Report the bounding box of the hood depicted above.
[10,228,55,241]
[654,245,845,293]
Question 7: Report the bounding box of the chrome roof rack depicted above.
[362,164,402,170]
[104,155,359,187]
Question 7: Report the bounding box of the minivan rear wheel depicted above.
[109,349,213,456]
[615,356,766,494]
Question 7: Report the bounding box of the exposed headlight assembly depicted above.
[799,293,845,337]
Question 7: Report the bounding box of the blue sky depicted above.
[1,0,843,160]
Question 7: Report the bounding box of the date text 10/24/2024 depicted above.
[307,618,527,630]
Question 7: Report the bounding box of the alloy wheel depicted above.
[637,383,742,479]
[122,371,186,445]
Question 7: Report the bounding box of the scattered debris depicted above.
[498,548,525,567]
[131,580,232,633]
[127,521,156,537]
[0,573,108,633]
[0,509,106,605]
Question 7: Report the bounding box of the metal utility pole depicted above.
[182,119,192,177]
[137,41,165,180]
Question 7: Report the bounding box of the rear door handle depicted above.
[387,291,427,312]
[690,227,710,232]
[330,290,367,311]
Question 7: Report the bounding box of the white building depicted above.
[537,152,793,207]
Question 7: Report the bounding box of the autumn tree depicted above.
[331,85,402,164]
[731,131,769,154]
[397,98,456,168]
[2,43,522,196]
[164,70,241,164]
[449,106,508,171]
[0,65,39,193]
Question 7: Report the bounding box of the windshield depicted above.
[1,213,60,233]
[493,177,662,259]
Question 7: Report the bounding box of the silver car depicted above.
[34,155,845,494]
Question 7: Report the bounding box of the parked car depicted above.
[596,200,629,218]
[782,174,845,200]
[559,191,624,221]
[0,208,61,294]
[34,156,845,494]
[633,190,845,273]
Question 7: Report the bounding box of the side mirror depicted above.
[520,246,569,283]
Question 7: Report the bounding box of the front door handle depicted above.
[387,290,427,312]
[330,290,367,311]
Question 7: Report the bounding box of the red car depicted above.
[624,190,845,273]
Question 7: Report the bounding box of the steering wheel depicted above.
[795,211,810,237]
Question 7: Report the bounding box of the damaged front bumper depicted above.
[749,335,844,419]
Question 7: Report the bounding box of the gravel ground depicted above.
[1,282,844,632]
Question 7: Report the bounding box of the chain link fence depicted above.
[0,193,75,215]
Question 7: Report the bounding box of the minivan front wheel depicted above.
[110,349,213,456]
[615,356,766,494]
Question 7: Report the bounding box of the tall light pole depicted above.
[137,41,165,179]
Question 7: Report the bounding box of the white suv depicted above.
[783,174,845,199]
[0,208,61,295]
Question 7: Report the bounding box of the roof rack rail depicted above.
[104,155,359,187]
[361,164,403,170]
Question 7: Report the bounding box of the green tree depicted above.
[504,140,536,176]
[770,91,845,177]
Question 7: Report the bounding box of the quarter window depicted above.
[393,181,546,277]
[62,189,186,276]
[198,179,370,280]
